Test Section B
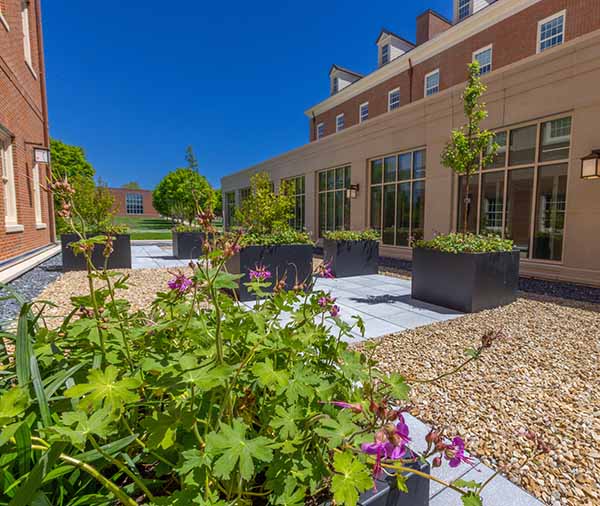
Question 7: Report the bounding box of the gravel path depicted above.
[0,254,62,327]
[353,294,600,506]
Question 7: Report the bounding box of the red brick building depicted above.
[0,0,53,265]
[108,188,160,218]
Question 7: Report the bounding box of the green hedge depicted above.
[415,233,513,254]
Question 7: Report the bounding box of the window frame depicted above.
[381,44,390,65]
[21,0,36,77]
[473,44,493,75]
[282,175,306,231]
[359,102,369,123]
[224,191,236,229]
[537,10,566,54]
[457,0,472,21]
[455,114,572,263]
[335,113,345,133]
[388,88,400,112]
[368,147,427,248]
[1,133,20,231]
[318,165,351,236]
[316,122,325,141]
[424,69,440,97]
[125,192,144,215]
[33,163,45,227]
[332,77,339,94]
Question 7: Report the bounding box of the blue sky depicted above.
[43,0,452,190]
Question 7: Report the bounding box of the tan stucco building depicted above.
[222,0,600,287]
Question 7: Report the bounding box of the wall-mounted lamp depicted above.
[33,147,50,164]
[581,150,600,180]
[346,184,360,199]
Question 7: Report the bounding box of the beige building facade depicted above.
[222,0,600,287]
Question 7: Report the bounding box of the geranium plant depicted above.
[323,230,380,242]
[0,189,548,506]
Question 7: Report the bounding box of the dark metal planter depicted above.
[323,239,379,278]
[225,244,313,302]
[411,247,520,313]
[172,231,206,259]
[61,233,132,272]
[322,460,430,506]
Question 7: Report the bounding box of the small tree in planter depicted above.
[227,172,314,301]
[412,62,520,313]
[323,230,380,278]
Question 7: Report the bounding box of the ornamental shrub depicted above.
[415,233,514,254]
[323,230,380,242]
[0,185,545,505]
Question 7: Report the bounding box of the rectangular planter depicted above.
[411,247,520,313]
[323,460,430,506]
[61,233,132,272]
[172,231,206,259]
[323,239,379,278]
[225,244,313,302]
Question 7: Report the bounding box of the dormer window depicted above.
[332,77,339,94]
[329,65,363,96]
[458,0,471,21]
[381,45,390,65]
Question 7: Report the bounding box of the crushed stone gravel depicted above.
[353,294,600,506]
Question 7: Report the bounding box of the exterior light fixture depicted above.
[33,146,50,164]
[346,184,360,199]
[581,150,600,179]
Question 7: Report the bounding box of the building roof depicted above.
[375,28,416,47]
[328,64,364,78]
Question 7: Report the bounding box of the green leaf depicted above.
[64,366,140,410]
[15,304,32,386]
[52,409,114,449]
[315,410,360,448]
[251,358,288,390]
[454,479,481,490]
[205,419,273,481]
[8,442,67,506]
[330,451,373,506]
[0,387,30,423]
[270,405,301,439]
[461,492,483,506]
[387,372,410,401]
[396,474,408,493]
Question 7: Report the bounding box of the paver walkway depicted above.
[131,243,188,269]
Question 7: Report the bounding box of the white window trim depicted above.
[473,44,493,74]
[316,122,325,141]
[0,10,9,32]
[336,113,345,133]
[359,102,369,123]
[456,0,472,21]
[388,88,400,112]
[381,44,390,66]
[424,69,440,97]
[21,1,33,69]
[33,163,44,227]
[537,10,566,54]
[1,135,19,229]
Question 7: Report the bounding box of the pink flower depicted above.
[168,273,193,293]
[318,295,335,307]
[321,400,363,413]
[329,305,340,318]
[444,437,473,468]
[315,262,334,279]
[249,265,271,282]
[361,424,409,481]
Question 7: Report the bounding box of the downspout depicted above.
[408,58,414,104]
[34,0,55,242]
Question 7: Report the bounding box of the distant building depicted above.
[108,188,160,218]
[223,0,600,287]
[0,0,54,266]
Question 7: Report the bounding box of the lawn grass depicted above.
[114,216,173,240]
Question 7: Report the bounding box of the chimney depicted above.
[416,10,452,45]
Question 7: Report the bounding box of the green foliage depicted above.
[415,233,513,253]
[172,224,203,233]
[331,452,373,505]
[323,229,380,242]
[239,228,313,246]
[213,188,223,216]
[236,172,295,237]
[50,138,94,182]
[153,168,214,223]
[441,62,497,234]
[120,181,141,189]
[185,145,200,172]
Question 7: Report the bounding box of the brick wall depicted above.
[108,188,160,218]
[0,0,53,264]
[310,0,600,141]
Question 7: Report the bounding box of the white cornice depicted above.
[304,0,542,117]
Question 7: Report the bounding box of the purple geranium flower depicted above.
[168,273,193,293]
[445,437,473,468]
[321,400,363,413]
[329,305,340,318]
[249,265,271,282]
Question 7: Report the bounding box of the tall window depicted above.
[283,176,305,231]
[457,116,571,261]
[538,11,565,53]
[474,45,493,75]
[359,102,369,123]
[369,149,426,246]
[33,164,43,225]
[336,113,345,132]
[458,0,471,20]
[239,187,251,206]
[316,122,325,140]
[1,134,17,227]
[21,0,33,69]
[425,70,440,97]
[332,77,339,94]
[224,191,236,229]
[126,193,144,215]
[318,166,350,236]
[381,44,390,65]
[388,88,400,111]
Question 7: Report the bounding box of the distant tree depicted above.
[153,168,215,223]
[50,139,94,182]
[185,145,199,173]
[121,181,141,190]
[213,188,223,217]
